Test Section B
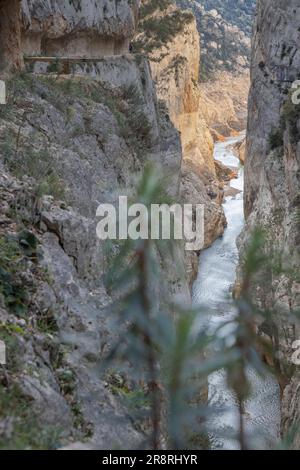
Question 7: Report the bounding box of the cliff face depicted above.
[242,0,300,447]
[134,1,227,260]
[21,0,139,56]
[0,53,185,448]
[176,0,255,79]
[175,0,252,141]
[147,10,215,174]
[0,0,23,75]
[0,0,140,75]
[0,0,197,446]
[200,71,249,138]
[0,55,189,448]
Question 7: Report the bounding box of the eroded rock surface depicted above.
[0,53,187,448]
[21,0,139,57]
[0,0,24,75]
[134,1,229,285]
[241,0,300,448]
[176,0,255,78]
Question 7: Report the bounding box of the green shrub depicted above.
[139,0,173,20]
[0,232,38,316]
[0,136,65,200]
[0,237,28,316]
[0,384,61,450]
[134,8,194,54]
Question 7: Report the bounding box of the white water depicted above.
[192,135,281,450]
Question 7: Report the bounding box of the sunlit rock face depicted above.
[148,14,215,175]
[134,0,228,283]
[21,0,139,57]
[241,0,300,448]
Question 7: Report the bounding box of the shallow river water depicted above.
[192,135,281,450]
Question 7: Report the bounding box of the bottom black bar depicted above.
[0,450,299,466]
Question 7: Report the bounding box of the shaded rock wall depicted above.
[0,0,23,75]
[242,0,300,447]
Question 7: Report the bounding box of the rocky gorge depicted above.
[133,0,251,282]
[0,0,299,452]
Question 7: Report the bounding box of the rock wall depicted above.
[175,0,252,141]
[21,0,139,57]
[200,71,249,139]
[0,47,191,447]
[134,1,227,265]
[176,0,255,79]
[0,0,23,75]
[242,0,300,448]
[148,13,215,175]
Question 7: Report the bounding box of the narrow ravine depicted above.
[192,135,281,450]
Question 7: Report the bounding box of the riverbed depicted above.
[192,135,281,450]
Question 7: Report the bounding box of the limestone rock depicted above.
[176,0,255,78]
[21,0,139,57]
[181,161,227,250]
[200,71,250,138]
[215,160,238,183]
[232,138,246,165]
[0,1,24,76]
[0,49,184,447]
[241,0,300,448]
[134,2,228,273]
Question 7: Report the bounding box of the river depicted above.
[192,135,281,450]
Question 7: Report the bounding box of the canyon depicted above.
[0,0,299,451]
[134,0,250,282]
